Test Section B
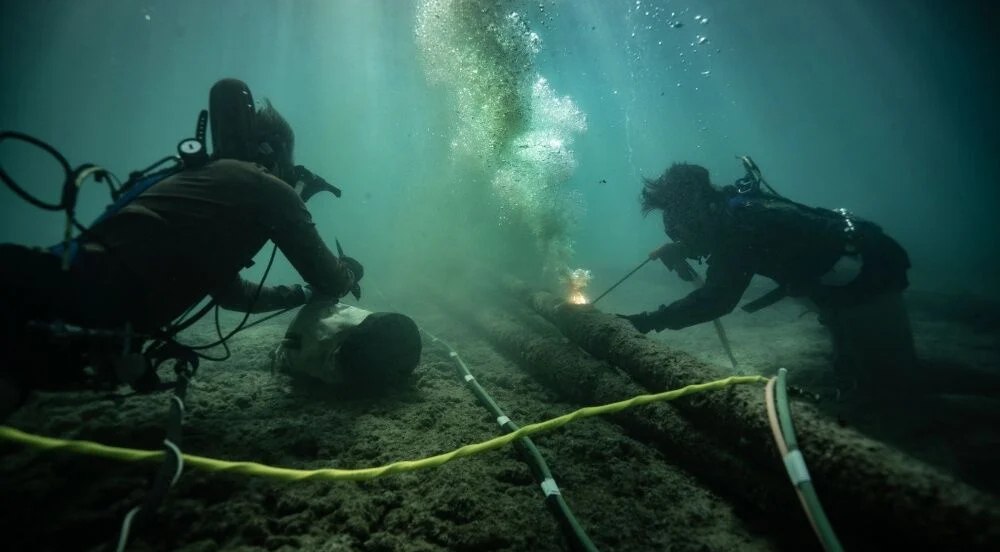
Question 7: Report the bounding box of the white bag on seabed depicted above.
[273,298,421,388]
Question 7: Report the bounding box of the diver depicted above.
[0,79,363,414]
[617,161,916,387]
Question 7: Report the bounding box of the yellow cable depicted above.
[0,375,765,483]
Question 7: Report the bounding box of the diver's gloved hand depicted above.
[617,312,657,334]
[340,256,364,300]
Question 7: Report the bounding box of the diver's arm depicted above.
[644,256,752,331]
[256,173,354,298]
[273,221,353,297]
[212,276,309,313]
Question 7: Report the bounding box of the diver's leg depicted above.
[0,244,90,398]
[827,292,917,391]
[817,305,853,377]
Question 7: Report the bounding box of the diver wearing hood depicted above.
[75,97,359,331]
[619,162,915,386]
[0,79,362,407]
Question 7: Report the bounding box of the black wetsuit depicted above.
[645,194,911,331]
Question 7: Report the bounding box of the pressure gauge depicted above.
[177,138,209,168]
[178,138,202,155]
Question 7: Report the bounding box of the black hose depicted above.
[0,131,73,211]
[118,156,180,197]
[181,244,279,354]
[165,300,218,336]
[425,329,600,552]
[237,305,297,330]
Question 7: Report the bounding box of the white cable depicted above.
[170,395,185,415]
[163,439,185,487]
[540,478,561,497]
[116,506,141,552]
[783,450,811,486]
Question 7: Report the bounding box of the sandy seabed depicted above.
[1,277,997,552]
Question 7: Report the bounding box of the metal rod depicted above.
[679,260,738,370]
[590,257,652,305]
[710,318,738,370]
[591,252,737,370]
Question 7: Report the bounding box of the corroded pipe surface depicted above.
[509,281,999,551]
[436,295,814,549]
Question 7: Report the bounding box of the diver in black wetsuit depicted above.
[618,162,915,386]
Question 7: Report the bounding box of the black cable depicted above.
[242,305,296,329]
[426,330,599,552]
[117,156,181,197]
[189,306,232,363]
[172,301,202,328]
[0,131,73,211]
[180,244,279,352]
[167,302,295,364]
[165,300,217,336]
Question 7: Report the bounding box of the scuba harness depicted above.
[726,155,865,313]
[728,154,791,313]
[1,78,345,393]
[733,154,781,198]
